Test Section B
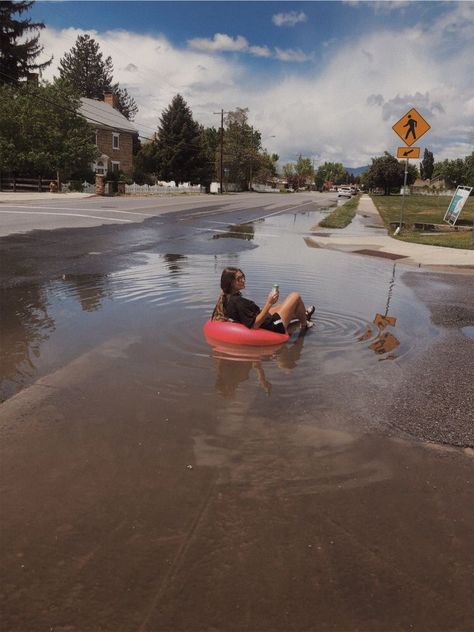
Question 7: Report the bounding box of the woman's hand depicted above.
[252,290,279,328]
[267,289,279,305]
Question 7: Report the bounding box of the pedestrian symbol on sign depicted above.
[403,114,417,141]
[392,108,430,147]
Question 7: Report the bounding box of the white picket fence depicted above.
[82,181,96,194]
[252,183,277,193]
[125,182,203,194]
[62,181,204,194]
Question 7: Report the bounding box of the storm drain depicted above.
[354,249,407,260]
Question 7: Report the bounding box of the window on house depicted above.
[95,130,99,146]
[111,161,120,175]
[112,133,120,149]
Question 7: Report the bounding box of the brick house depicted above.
[79,93,138,177]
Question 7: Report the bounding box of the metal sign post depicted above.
[394,158,410,235]
[392,108,431,235]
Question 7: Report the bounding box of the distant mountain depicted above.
[344,165,369,176]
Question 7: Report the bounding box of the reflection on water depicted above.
[164,253,187,274]
[212,223,255,241]
[216,359,272,398]
[0,285,55,400]
[61,273,111,312]
[357,264,401,360]
[2,209,440,406]
[211,333,306,399]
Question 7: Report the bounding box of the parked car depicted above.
[337,186,353,197]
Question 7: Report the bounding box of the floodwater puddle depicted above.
[1,208,439,416]
[211,223,255,240]
[461,325,474,339]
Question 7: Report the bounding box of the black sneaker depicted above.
[305,305,315,320]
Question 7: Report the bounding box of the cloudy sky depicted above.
[31,1,474,167]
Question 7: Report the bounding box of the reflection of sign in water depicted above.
[396,146,420,159]
[444,185,472,226]
[358,263,400,360]
[392,108,431,147]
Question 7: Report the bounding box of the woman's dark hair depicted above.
[211,267,244,321]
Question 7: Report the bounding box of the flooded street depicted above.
[1,193,473,631]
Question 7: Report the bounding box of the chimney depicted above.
[103,91,119,109]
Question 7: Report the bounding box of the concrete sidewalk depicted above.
[309,194,474,269]
[0,192,94,202]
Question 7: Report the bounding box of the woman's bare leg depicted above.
[269,292,309,329]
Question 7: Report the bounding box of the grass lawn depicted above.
[371,194,474,249]
[319,195,360,228]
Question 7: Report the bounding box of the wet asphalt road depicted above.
[0,192,326,286]
[0,192,473,631]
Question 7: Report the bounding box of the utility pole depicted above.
[213,109,226,194]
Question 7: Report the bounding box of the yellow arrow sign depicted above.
[392,108,430,147]
[397,146,420,159]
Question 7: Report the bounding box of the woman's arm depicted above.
[252,290,279,329]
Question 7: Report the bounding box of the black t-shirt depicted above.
[226,293,259,328]
[226,293,274,329]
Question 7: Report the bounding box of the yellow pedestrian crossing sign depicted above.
[397,146,420,159]
[392,108,430,147]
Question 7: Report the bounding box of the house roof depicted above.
[79,97,138,134]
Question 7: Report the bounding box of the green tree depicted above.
[195,125,219,189]
[291,155,314,189]
[0,0,51,85]
[58,34,138,120]
[282,163,295,179]
[114,86,138,122]
[463,151,474,188]
[253,151,279,184]
[433,156,470,188]
[155,94,202,184]
[221,108,260,190]
[362,152,416,195]
[132,139,158,184]
[420,148,434,180]
[0,80,98,178]
[314,161,346,189]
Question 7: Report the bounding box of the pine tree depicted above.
[420,148,434,180]
[58,34,114,99]
[0,0,52,85]
[156,94,202,184]
[58,33,138,120]
[114,85,138,121]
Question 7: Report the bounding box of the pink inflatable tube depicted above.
[203,320,289,346]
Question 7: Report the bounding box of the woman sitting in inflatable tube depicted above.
[205,267,315,346]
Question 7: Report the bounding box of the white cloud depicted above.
[272,11,308,27]
[274,48,312,62]
[343,1,410,13]
[38,3,474,166]
[187,33,248,53]
[187,33,306,61]
[249,45,271,58]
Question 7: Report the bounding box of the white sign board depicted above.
[444,185,472,225]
